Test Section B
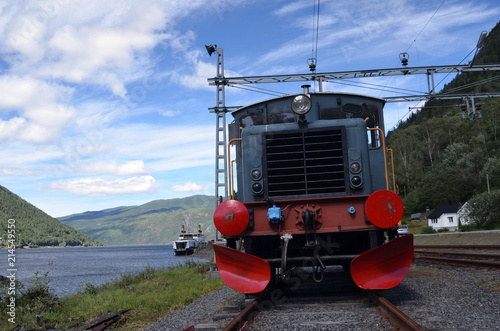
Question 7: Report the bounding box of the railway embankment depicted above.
[413,229,500,245]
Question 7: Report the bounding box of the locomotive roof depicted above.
[232,91,386,114]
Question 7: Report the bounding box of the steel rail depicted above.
[415,250,500,260]
[223,289,271,331]
[368,292,427,331]
[414,245,500,250]
[415,255,500,269]
[85,309,130,330]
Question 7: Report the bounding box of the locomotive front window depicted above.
[239,114,265,128]
[320,107,344,120]
[320,104,381,128]
[268,112,296,124]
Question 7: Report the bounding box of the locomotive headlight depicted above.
[251,169,262,180]
[291,94,312,115]
[350,162,361,173]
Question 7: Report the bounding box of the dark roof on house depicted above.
[428,203,462,219]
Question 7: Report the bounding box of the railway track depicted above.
[196,290,428,330]
[414,245,500,269]
[195,270,428,331]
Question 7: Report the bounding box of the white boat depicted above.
[173,225,206,256]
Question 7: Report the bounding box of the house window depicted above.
[448,216,453,223]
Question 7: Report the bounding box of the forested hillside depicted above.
[59,195,215,245]
[387,21,500,228]
[0,185,100,247]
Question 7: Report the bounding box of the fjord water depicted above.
[1,245,208,297]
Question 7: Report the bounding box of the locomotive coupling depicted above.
[302,209,316,228]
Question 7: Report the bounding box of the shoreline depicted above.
[0,243,172,250]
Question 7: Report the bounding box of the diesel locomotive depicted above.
[213,85,414,294]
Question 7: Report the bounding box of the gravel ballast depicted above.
[145,232,499,330]
[144,285,243,331]
[385,264,500,331]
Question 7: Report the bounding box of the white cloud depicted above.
[178,58,216,90]
[0,0,249,99]
[176,54,243,90]
[273,1,310,16]
[80,160,147,176]
[0,76,75,143]
[0,168,33,176]
[159,109,181,117]
[171,181,206,192]
[46,175,158,196]
[0,117,26,141]
[1,1,169,98]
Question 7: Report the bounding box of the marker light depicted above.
[350,162,361,173]
[252,182,263,194]
[251,169,262,180]
[351,176,362,187]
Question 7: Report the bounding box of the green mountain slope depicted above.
[0,185,100,248]
[58,195,216,246]
[387,21,500,215]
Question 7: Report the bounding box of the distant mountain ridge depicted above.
[58,195,216,246]
[0,185,100,248]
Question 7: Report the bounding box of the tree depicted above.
[464,190,500,229]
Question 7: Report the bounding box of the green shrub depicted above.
[80,282,99,296]
[421,226,437,234]
[459,223,478,232]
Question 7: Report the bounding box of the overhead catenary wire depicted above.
[444,74,500,93]
[405,0,447,53]
[227,83,285,97]
[330,78,425,95]
[393,0,497,127]
[388,0,447,125]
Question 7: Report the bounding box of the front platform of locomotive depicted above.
[213,86,414,294]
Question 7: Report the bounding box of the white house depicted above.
[427,203,462,231]
[457,202,471,226]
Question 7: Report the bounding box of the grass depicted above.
[405,220,427,234]
[476,278,500,292]
[1,261,223,330]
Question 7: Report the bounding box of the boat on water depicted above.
[173,225,206,256]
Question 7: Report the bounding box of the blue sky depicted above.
[0,0,498,217]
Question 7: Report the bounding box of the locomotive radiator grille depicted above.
[265,128,346,197]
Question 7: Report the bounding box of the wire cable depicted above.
[405,0,446,53]
[227,83,285,97]
[339,78,425,94]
